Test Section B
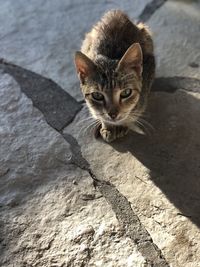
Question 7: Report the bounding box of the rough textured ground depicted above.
[0,0,200,267]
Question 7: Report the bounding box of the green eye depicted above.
[91,92,104,101]
[120,89,132,99]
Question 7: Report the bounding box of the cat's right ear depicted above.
[74,51,97,84]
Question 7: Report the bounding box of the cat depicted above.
[74,10,155,142]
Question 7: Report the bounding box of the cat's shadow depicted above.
[110,89,200,227]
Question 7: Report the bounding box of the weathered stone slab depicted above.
[152,76,200,93]
[148,0,200,79]
[0,180,147,267]
[64,87,200,266]
[1,1,200,266]
[0,61,82,131]
[62,132,169,266]
[0,73,147,267]
[138,0,167,22]
[0,0,151,100]
[0,72,71,205]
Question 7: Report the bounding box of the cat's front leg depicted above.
[100,123,129,142]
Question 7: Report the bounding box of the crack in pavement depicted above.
[61,133,169,267]
[0,0,199,264]
[138,0,168,22]
[1,59,200,265]
[0,59,82,131]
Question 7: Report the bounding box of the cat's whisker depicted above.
[77,125,86,139]
[76,116,94,126]
[79,119,101,139]
[77,116,94,122]
[89,120,101,135]
[129,114,154,136]
[122,111,144,118]
[77,120,96,139]
[132,118,149,135]
[87,121,102,138]
[82,120,97,136]
[137,121,150,136]
[129,112,154,130]
[129,110,149,118]
[76,116,98,138]
[138,117,155,131]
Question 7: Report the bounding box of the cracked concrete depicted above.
[0,0,200,266]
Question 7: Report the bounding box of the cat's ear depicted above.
[117,43,143,77]
[74,51,97,84]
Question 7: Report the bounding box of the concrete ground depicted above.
[0,0,200,266]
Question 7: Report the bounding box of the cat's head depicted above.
[74,43,143,125]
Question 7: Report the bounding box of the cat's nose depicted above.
[108,112,117,120]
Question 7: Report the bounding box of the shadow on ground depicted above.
[1,59,200,229]
[111,88,200,227]
[0,59,81,131]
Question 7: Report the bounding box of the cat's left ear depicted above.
[117,43,143,77]
[74,51,97,84]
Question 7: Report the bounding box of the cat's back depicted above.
[81,10,153,60]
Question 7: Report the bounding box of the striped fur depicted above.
[74,10,155,141]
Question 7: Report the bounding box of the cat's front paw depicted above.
[100,128,114,142]
[100,126,129,143]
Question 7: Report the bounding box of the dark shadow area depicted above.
[0,59,82,131]
[151,76,200,93]
[138,0,167,22]
[110,84,200,227]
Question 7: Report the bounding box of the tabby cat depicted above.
[74,10,155,142]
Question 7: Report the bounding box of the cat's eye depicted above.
[91,92,104,101]
[120,88,132,99]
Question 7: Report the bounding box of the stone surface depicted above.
[1,171,147,267]
[152,76,200,93]
[0,73,147,267]
[1,0,200,266]
[0,0,151,100]
[0,72,70,205]
[138,0,167,22]
[0,61,82,131]
[148,0,200,79]
[64,87,200,267]
[62,132,169,266]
